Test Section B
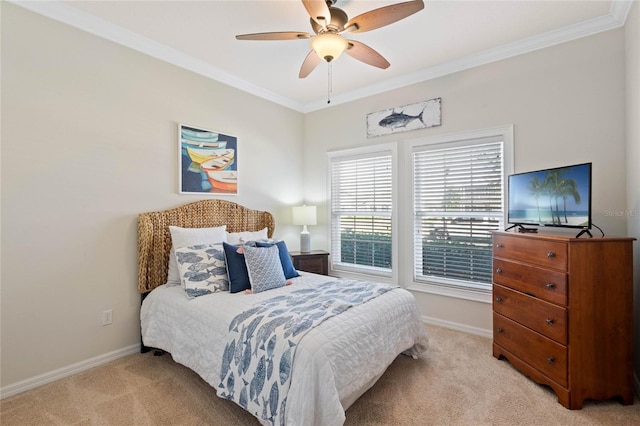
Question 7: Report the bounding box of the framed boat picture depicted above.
[178,123,238,195]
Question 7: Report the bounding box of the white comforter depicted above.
[141,273,429,426]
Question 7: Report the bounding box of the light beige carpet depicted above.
[1,325,638,425]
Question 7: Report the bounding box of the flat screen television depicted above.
[507,162,592,234]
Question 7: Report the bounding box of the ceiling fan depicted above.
[235,0,425,79]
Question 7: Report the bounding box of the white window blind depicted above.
[413,138,504,290]
[330,151,392,275]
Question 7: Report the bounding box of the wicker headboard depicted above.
[137,199,275,293]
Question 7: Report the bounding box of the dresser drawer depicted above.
[494,313,567,387]
[493,284,567,344]
[493,234,567,271]
[290,251,329,275]
[295,256,325,275]
[493,259,567,306]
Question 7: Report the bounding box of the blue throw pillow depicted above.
[255,240,300,279]
[222,242,251,293]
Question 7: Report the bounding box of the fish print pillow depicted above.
[175,244,229,299]
[167,225,227,286]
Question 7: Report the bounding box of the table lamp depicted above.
[292,205,317,253]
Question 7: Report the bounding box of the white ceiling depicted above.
[13,1,632,112]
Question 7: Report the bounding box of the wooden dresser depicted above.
[491,231,635,409]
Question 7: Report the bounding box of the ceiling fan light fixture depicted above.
[311,33,348,62]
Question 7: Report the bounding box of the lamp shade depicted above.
[292,205,317,226]
[311,33,348,62]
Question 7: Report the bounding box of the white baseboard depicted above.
[0,344,140,400]
[422,315,493,339]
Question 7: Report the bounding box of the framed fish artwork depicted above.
[178,123,238,195]
[366,97,441,137]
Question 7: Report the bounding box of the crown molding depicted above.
[303,0,634,112]
[610,0,634,24]
[9,0,633,114]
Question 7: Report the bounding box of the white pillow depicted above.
[226,227,268,245]
[167,225,227,285]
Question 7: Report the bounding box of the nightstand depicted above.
[289,250,329,275]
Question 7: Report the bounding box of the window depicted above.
[412,129,511,293]
[328,145,395,277]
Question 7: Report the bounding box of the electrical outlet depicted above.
[102,309,113,326]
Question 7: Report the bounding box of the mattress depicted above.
[141,272,429,426]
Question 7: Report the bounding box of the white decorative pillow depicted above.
[226,227,268,245]
[175,244,229,298]
[167,225,227,285]
[243,244,286,293]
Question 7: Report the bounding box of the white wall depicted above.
[1,3,304,388]
[624,1,640,386]
[2,1,637,393]
[303,28,629,334]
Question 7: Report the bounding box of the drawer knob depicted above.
[546,282,556,289]
[545,318,554,325]
[495,268,503,274]
[495,297,503,303]
[495,243,503,248]
[547,251,555,258]
[496,328,503,334]
[547,356,555,364]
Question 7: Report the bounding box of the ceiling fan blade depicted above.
[344,0,424,34]
[299,50,322,78]
[345,40,390,69]
[236,31,311,41]
[302,0,331,27]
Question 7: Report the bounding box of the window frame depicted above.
[327,143,398,283]
[404,126,514,303]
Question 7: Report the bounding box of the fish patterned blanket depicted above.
[216,279,396,426]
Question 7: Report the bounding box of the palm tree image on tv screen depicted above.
[508,163,591,228]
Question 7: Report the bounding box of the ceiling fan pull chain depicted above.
[327,62,332,104]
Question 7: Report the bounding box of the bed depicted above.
[138,200,429,426]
